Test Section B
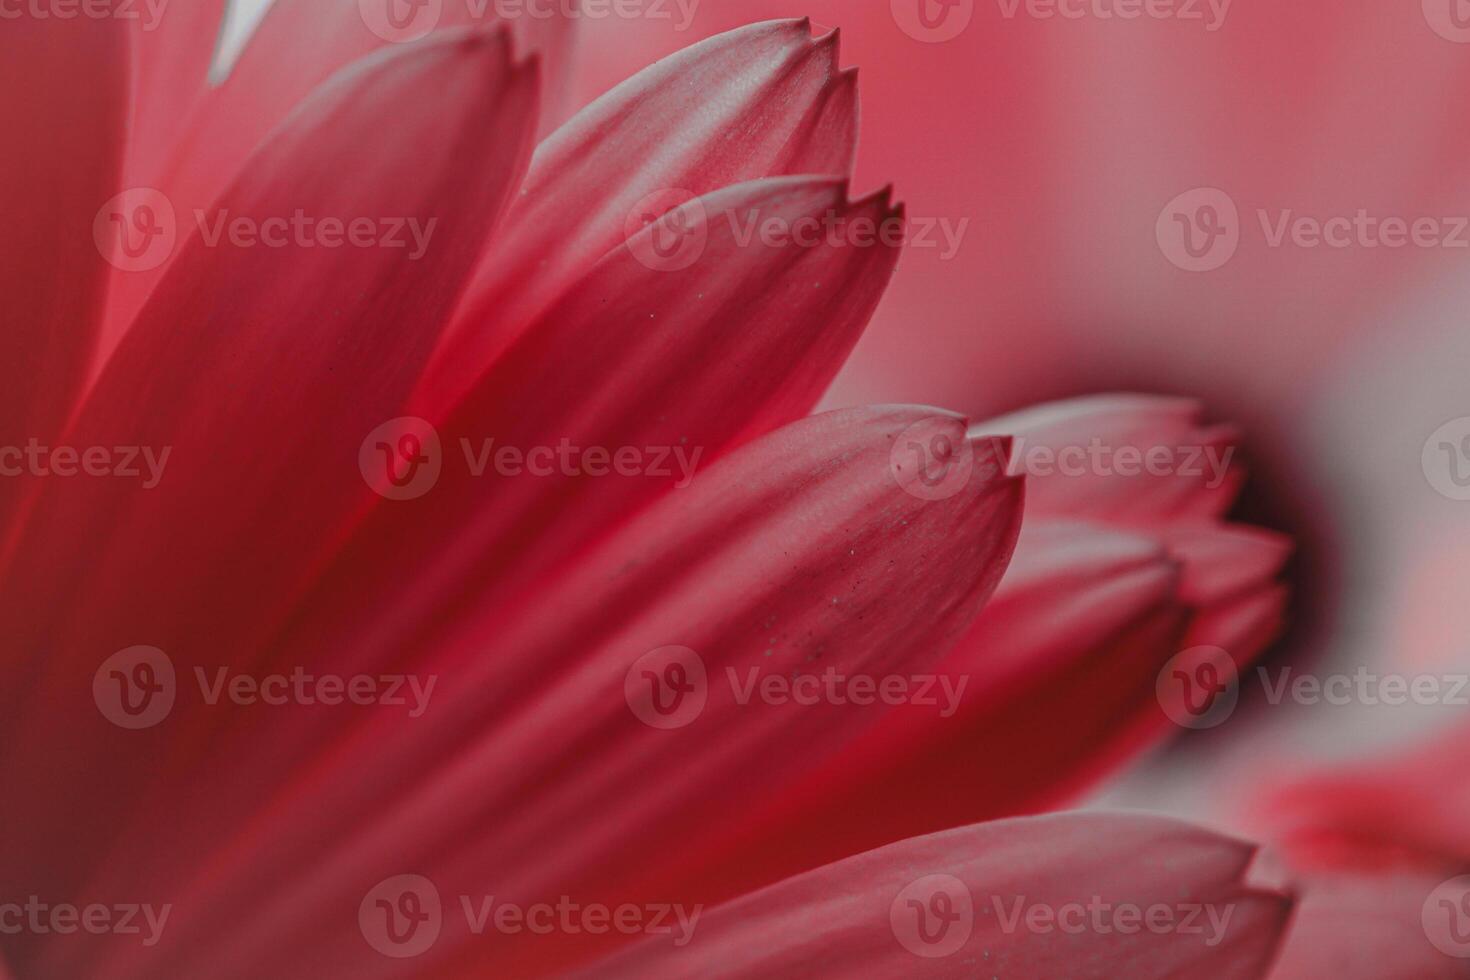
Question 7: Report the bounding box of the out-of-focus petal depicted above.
[0,13,127,533]
[1256,724,1470,871]
[980,394,1245,523]
[1269,869,1465,980]
[126,0,230,186]
[584,812,1293,979]
[99,0,572,355]
[134,409,1021,978]
[2,33,540,977]
[424,17,860,410]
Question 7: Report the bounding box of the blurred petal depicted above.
[100,0,572,355]
[1270,870,1464,980]
[2,32,539,974]
[126,0,229,185]
[0,13,127,532]
[585,812,1292,979]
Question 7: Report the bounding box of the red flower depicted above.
[0,7,1291,978]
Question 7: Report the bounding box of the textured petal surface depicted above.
[129,409,1021,978]
[423,18,861,410]
[585,812,1293,979]
[289,176,904,680]
[2,31,540,977]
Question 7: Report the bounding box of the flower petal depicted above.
[133,409,1021,978]
[0,14,128,531]
[584,812,1293,979]
[423,18,861,411]
[1,31,540,969]
[292,177,905,678]
[980,394,1244,523]
[688,520,1190,899]
[125,0,229,186]
[99,0,573,355]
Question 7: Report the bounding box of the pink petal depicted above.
[421,18,860,413]
[584,812,1293,979]
[290,177,904,684]
[125,0,229,187]
[0,14,127,532]
[688,520,1190,898]
[2,32,539,971]
[98,0,573,357]
[979,394,1244,523]
[124,409,1020,978]
[1269,869,1464,980]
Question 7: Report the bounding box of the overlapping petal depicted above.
[423,17,861,410]
[0,13,129,534]
[0,32,540,972]
[586,812,1293,979]
[128,408,1020,978]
